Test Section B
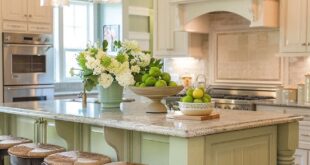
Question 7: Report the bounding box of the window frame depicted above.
[54,1,96,82]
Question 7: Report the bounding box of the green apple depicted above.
[194,99,203,103]
[169,81,178,87]
[186,87,194,97]
[155,80,167,87]
[142,74,150,82]
[145,76,157,86]
[161,72,171,83]
[139,83,146,87]
[149,67,161,77]
[181,95,193,103]
[203,94,212,103]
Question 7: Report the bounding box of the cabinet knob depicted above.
[29,14,32,18]
[308,43,310,46]
[166,48,174,51]
[302,43,307,46]
[24,14,28,17]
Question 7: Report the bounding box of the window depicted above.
[54,1,95,82]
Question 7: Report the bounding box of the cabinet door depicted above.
[153,0,188,57]
[295,149,308,165]
[2,0,28,22]
[280,0,307,53]
[27,0,53,24]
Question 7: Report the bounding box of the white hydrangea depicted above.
[131,65,140,73]
[137,54,151,67]
[98,73,114,88]
[108,60,130,75]
[122,40,141,53]
[116,71,135,87]
[93,65,105,75]
[85,56,97,70]
[96,50,107,60]
[85,56,105,75]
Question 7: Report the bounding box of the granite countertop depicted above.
[255,100,310,109]
[0,100,302,138]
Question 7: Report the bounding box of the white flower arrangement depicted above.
[73,40,157,91]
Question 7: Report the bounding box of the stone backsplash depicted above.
[288,56,310,86]
[163,57,207,86]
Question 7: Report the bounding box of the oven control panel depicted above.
[3,32,53,45]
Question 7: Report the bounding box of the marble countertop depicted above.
[255,100,310,109]
[0,100,303,138]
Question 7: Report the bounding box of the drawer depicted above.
[28,24,52,33]
[299,126,310,149]
[3,21,27,32]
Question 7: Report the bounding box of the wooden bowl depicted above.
[129,86,184,113]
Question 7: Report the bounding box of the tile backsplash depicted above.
[288,56,310,86]
[164,57,207,86]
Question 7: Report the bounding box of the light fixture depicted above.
[40,0,69,7]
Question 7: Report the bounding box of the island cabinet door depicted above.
[204,126,277,165]
[9,115,36,140]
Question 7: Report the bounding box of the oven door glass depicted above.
[3,44,54,85]
[12,55,46,73]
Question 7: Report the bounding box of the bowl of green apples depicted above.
[178,87,213,116]
[129,67,183,113]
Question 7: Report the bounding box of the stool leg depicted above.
[0,155,4,165]
[30,158,44,165]
[10,155,31,165]
[10,155,44,165]
[0,150,7,165]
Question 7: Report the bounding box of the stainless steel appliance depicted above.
[2,33,54,102]
[165,87,275,111]
[208,87,275,111]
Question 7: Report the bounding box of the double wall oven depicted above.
[3,33,54,102]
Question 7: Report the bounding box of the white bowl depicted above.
[178,102,214,116]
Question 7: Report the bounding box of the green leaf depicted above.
[102,40,109,51]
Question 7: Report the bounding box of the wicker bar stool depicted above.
[43,151,112,165]
[0,135,32,165]
[8,143,65,165]
[105,162,145,165]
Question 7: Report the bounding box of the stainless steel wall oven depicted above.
[2,33,54,102]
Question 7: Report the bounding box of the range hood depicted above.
[171,0,279,32]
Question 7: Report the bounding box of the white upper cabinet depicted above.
[153,0,189,57]
[280,0,308,53]
[1,0,53,33]
[153,0,209,58]
[27,0,52,23]
[2,0,28,22]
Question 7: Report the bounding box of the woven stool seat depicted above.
[8,143,65,159]
[0,135,32,150]
[105,162,145,165]
[44,151,112,165]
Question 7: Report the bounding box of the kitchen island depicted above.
[0,100,303,165]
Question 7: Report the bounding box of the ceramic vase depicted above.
[97,81,123,108]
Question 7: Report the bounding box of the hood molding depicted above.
[172,0,279,31]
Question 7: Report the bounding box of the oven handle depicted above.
[5,85,54,90]
[4,44,53,51]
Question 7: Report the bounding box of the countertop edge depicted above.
[0,106,303,138]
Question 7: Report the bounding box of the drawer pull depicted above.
[301,133,310,137]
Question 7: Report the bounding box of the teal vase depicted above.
[97,81,124,108]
